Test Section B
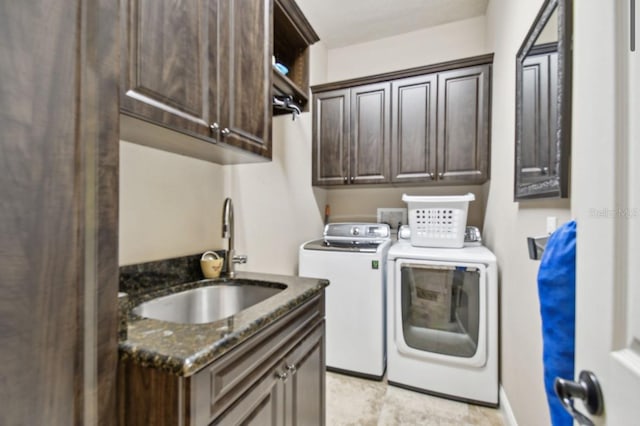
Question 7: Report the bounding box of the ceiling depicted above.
[296,0,489,48]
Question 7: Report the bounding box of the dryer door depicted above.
[394,259,487,367]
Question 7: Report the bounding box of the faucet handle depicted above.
[232,254,248,264]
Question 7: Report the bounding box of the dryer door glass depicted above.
[400,264,481,357]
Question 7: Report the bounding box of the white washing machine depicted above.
[386,239,499,406]
[299,223,391,379]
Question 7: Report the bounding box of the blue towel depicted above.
[537,220,576,426]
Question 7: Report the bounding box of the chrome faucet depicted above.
[222,197,247,277]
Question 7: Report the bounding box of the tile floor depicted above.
[326,372,505,426]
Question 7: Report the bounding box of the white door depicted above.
[572,0,640,424]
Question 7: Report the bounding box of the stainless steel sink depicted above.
[132,283,285,324]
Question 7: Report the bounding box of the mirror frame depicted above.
[514,0,572,200]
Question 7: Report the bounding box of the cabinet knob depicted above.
[438,172,444,179]
[221,128,230,136]
[428,172,435,180]
[343,176,348,183]
[209,122,219,132]
[350,176,354,183]
[275,371,288,382]
[286,364,297,374]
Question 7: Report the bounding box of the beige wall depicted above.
[119,141,225,265]
[326,185,486,229]
[484,1,571,425]
[120,42,330,273]
[327,15,488,81]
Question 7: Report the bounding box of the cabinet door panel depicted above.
[285,324,325,426]
[350,82,391,184]
[218,0,272,157]
[312,90,350,185]
[214,369,283,426]
[437,65,490,183]
[121,0,212,137]
[391,75,437,183]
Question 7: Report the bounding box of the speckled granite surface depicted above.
[119,262,328,377]
[119,251,225,295]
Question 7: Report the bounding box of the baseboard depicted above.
[499,386,518,426]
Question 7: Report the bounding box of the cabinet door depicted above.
[520,52,557,181]
[284,324,325,426]
[437,65,491,183]
[218,0,273,158]
[350,82,391,184]
[312,89,350,185]
[214,367,284,426]
[120,0,213,139]
[391,75,438,183]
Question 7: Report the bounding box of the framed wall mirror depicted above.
[514,0,572,200]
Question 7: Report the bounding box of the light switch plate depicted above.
[377,208,408,230]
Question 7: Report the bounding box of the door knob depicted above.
[275,370,288,382]
[554,370,604,426]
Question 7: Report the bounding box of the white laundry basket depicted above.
[402,193,475,248]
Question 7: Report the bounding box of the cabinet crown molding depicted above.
[311,53,494,93]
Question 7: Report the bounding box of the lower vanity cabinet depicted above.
[118,295,325,426]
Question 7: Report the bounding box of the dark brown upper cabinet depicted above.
[218,0,273,157]
[312,89,351,185]
[437,65,491,183]
[312,83,391,186]
[350,83,392,184]
[515,0,572,200]
[273,0,319,115]
[391,74,438,183]
[120,0,273,163]
[312,55,493,187]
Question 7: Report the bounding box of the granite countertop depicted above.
[118,270,328,377]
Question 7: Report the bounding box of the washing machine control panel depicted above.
[323,223,390,243]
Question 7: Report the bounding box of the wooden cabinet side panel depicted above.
[218,0,273,157]
[437,65,490,183]
[312,90,350,185]
[90,0,121,424]
[118,359,185,426]
[0,4,81,424]
[350,82,391,184]
[0,0,119,424]
[120,0,211,137]
[391,75,438,183]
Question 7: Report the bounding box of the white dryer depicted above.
[386,239,499,406]
[299,223,391,379]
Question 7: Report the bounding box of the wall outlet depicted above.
[377,208,408,230]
